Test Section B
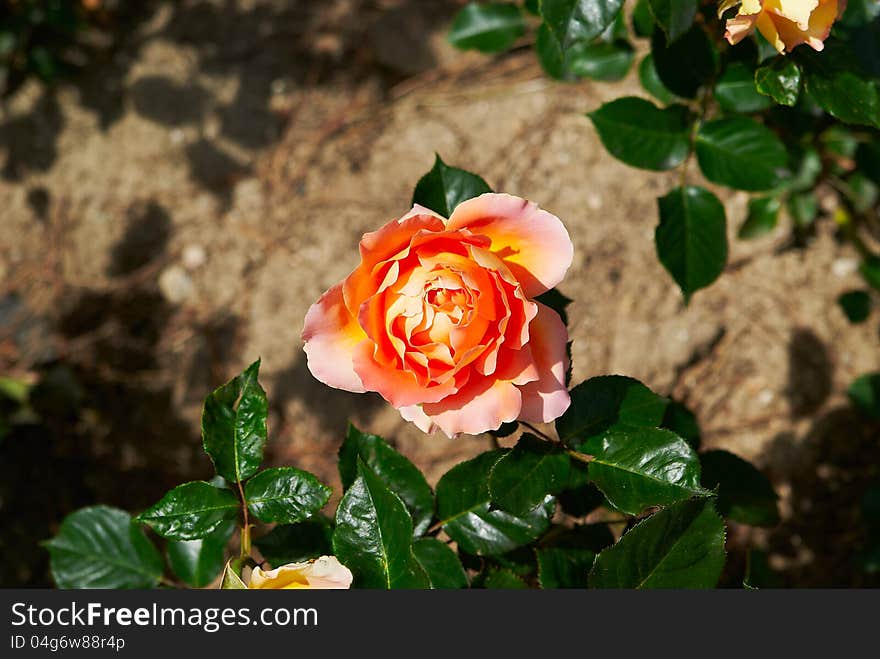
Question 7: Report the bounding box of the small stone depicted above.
[182,244,206,270]
[158,265,194,304]
[758,389,774,406]
[832,258,858,278]
[170,128,186,145]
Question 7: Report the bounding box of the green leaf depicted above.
[632,0,655,37]
[861,256,880,291]
[783,145,821,193]
[524,0,541,15]
[695,118,787,191]
[744,549,783,589]
[788,191,818,229]
[700,450,779,527]
[45,506,164,589]
[332,461,429,588]
[820,125,859,160]
[800,41,880,128]
[588,97,691,171]
[660,399,701,450]
[541,0,625,50]
[715,62,772,113]
[580,426,709,515]
[647,0,697,43]
[167,520,235,588]
[589,498,725,588]
[220,559,247,589]
[559,477,607,517]
[557,375,668,451]
[856,140,880,185]
[201,359,268,483]
[413,538,469,589]
[848,373,880,419]
[838,290,872,324]
[655,185,728,302]
[339,424,434,536]
[650,25,717,98]
[568,40,634,81]
[638,54,677,105]
[755,57,801,106]
[483,568,528,589]
[136,481,239,541]
[489,434,573,515]
[244,467,331,525]
[254,517,333,566]
[738,196,780,240]
[448,2,525,53]
[412,154,492,217]
[436,450,554,556]
[537,547,596,588]
[845,172,879,213]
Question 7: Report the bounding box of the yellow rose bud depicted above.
[248,556,353,589]
[723,0,846,55]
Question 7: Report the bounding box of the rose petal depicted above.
[302,283,367,393]
[422,377,523,437]
[446,193,573,298]
[399,404,440,434]
[516,302,571,424]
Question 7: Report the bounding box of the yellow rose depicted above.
[248,556,353,589]
[721,0,846,54]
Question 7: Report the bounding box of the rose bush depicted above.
[302,193,573,437]
[722,0,845,53]
[249,557,353,589]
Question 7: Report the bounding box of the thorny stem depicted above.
[518,421,554,442]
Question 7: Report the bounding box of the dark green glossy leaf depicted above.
[632,0,655,37]
[783,145,821,193]
[755,57,801,106]
[738,196,780,240]
[332,461,429,588]
[648,0,697,43]
[448,2,525,53]
[638,54,676,104]
[45,506,164,589]
[546,523,616,553]
[489,434,572,515]
[848,373,880,418]
[589,498,725,588]
[558,478,606,517]
[245,467,331,525]
[655,185,728,302]
[695,118,787,191]
[412,538,468,589]
[339,424,434,536]
[537,547,595,588]
[588,97,691,171]
[700,450,779,527]
[800,41,880,128]
[524,0,541,15]
[568,40,634,81]
[412,154,492,217]
[580,426,709,515]
[557,375,668,450]
[202,359,267,483]
[136,482,239,541]
[167,520,235,588]
[838,290,872,324]
[650,25,717,98]
[254,517,333,566]
[716,62,772,113]
[660,399,701,450]
[436,450,554,556]
[483,568,528,589]
[541,0,625,49]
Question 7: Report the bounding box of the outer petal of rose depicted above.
[516,302,571,424]
[771,0,819,28]
[421,377,522,437]
[755,11,787,52]
[446,193,573,298]
[351,341,458,408]
[302,283,367,393]
[399,404,439,434]
[725,12,761,44]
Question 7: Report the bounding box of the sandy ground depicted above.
[1,0,878,587]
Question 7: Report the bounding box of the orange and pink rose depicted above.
[302,193,573,437]
[722,0,846,54]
